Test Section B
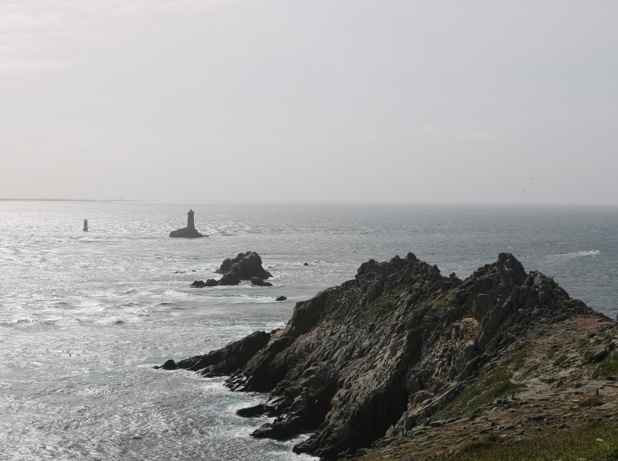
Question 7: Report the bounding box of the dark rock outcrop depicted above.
[191,252,272,288]
[191,279,219,288]
[174,331,272,378]
[217,252,272,280]
[170,209,205,238]
[165,253,607,459]
[191,274,240,287]
[158,359,177,370]
[252,277,273,287]
[218,272,241,286]
[275,296,287,302]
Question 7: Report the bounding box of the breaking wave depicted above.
[548,250,600,259]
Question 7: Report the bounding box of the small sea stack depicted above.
[83,219,88,232]
[191,252,272,288]
[169,209,205,238]
[216,252,272,280]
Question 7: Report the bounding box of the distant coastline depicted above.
[2,198,618,209]
[0,198,134,203]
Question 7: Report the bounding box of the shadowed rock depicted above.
[218,272,241,286]
[174,331,272,378]
[160,359,177,370]
[191,279,218,288]
[217,252,272,280]
[190,274,241,288]
[191,252,272,288]
[252,277,273,287]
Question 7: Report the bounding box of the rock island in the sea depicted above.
[169,209,205,238]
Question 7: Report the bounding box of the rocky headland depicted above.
[160,253,618,460]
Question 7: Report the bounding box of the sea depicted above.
[1,200,617,460]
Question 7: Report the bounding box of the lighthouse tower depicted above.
[169,209,205,238]
[187,209,196,231]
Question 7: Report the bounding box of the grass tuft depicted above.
[553,353,569,367]
[578,396,604,407]
[440,365,523,417]
[593,352,618,379]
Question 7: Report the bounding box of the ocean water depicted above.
[1,201,617,460]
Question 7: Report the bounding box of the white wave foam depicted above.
[189,294,282,304]
[576,250,600,257]
[548,250,600,259]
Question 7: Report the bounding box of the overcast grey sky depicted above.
[1,0,617,204]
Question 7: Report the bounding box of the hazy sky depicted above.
[1,0,617,204]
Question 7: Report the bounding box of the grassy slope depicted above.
[356,422,618,461]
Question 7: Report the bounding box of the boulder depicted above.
[276,296,287,302]
[252,277,273,287]
[236,404,265,417]
[155,359,177,370]
[162,359,177,370]
[191,275,240,288]
[218,273,241,286]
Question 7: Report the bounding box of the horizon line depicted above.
[2,198,618,208]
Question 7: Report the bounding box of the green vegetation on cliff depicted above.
[447,422,618,461]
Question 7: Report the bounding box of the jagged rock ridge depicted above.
[163,253,608,460]
[191,252,272,287]
[216,251,272,280]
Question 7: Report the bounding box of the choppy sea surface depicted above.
[1,201,617,460]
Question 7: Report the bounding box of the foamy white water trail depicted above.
[546,249,601,258]
[1,201,617,459]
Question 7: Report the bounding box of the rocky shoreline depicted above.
[159,253,618,460]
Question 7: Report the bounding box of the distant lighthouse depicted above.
[169,209,205,238]
[187,209,196,231]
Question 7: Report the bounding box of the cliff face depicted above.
[164,253,615,460]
